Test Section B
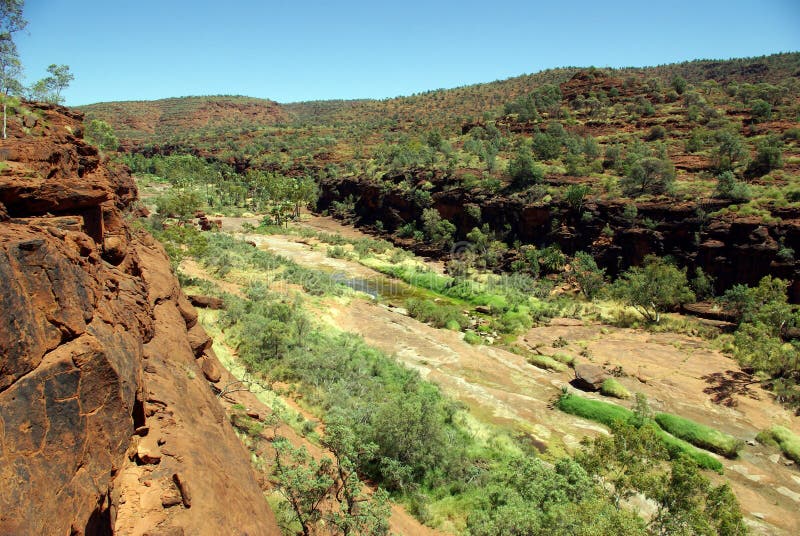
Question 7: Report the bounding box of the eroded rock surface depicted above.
[0,104,278,535]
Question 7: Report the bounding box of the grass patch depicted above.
[526,353,568,372]
[556,393,724,473]
[463,331,482,345]
[600,378,631,399]
[762,425,800,463]
[654,413,742,459]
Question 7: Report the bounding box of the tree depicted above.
[507,147,543,187]
[421,207,455,247]
[713,130,748,172]
[84,118,119,150]
[32,64,73,104]
[620,156,675,196]
[0,39,21,138]
[747,134,783,177]
[271,439,334,536]
[572,251,605,299]
[714,171,751,201]
[0,0,26,139]
[611,255,695,323]
[750,99,772,122]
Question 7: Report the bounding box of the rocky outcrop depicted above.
[317,175,800,301]
[0,104,278,534]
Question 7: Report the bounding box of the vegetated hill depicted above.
[79,95,289,147]
[86,52,800,298]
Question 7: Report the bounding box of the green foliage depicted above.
[621,156,676,197]
[764,425,800,463]
[654,413,743,459]
[600,378,631,399]
[84,119,119,150]
[564,184,590,211]
[526,353,568,372]
[404,298,468,329]
[714,171,751,201]
[467,456,645,536]
[750,98,772,122]
[271,438,391,536]
[421,208,455,246]
[557,393,724,472]
[748,134,784,176]
[154,189,202,220]
[531,132,561,160]
[690,267,716,300]
[713,130,748,172]
[31,64,73,104]
[507,147,544,186]
[611,255,695,323]
[572,251,605,299]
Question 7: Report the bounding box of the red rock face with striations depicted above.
[0,104,279,535]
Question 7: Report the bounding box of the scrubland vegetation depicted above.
[107,53,800,534]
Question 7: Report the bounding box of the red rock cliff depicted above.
[0,104,278,534]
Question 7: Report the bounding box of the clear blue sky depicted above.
[15,0,800,106]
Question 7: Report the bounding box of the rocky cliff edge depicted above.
[0,104,278,535]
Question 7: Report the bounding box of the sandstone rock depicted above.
[161,491,183,508]
[188,294,225,310]
[573,363,607,391]
[0,103,281,535]
[187,323,213,357]
[200,355,222,383]
[137,442,162,465]
[177,293,198,329]
[172,473,192,508]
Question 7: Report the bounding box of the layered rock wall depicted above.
[0,104,278,534]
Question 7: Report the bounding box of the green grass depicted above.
[600,378,631,399]
[526,354,568,372]
[654,413,742,459]
[556,393,724,473]
[765,425,800,463]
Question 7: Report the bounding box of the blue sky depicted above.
[15,0,800,106]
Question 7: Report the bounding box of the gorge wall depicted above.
[317,174,800,301]
[0,105,278,534]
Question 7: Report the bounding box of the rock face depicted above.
[0,104,278,535]
[317,175,800,302]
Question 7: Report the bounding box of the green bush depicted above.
[556,394,724,472]
[767,425,800,463]
[600,378,631,399]
[405,298,468,329]
[463,331,482,345]
[527,354,568,372]
[654,413,742,459]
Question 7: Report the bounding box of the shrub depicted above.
[621,157,675,197]
[508,148,544,186]
[714,171,751,201]
[646,125,667,141]
[463,331,482,345]
[768,425,800,463]
[611,255,695,323]
[527,354,568,372]
[654,413,742,458]
[600,378,631,399]
[556,393,724,472]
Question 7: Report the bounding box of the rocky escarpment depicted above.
[317,174,800,301]
[0,104,278,534]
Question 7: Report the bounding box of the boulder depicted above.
[573,363,607,391]
[200,355,222,383]
[188,294,225,310]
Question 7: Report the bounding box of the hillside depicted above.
[79,95,289,148]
